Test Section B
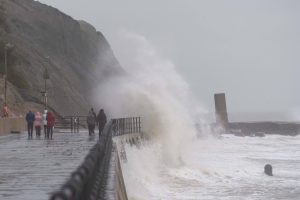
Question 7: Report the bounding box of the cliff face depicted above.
[0,0,122,116]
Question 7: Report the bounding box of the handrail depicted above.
[112,117,141,136]
[55,116,84,133]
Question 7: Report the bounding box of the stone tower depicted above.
[214,93,229,128]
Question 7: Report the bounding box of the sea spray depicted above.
[94,32,209,165]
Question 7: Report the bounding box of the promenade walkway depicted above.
[0,131,97,200]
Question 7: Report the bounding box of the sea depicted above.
[122,134,300,200]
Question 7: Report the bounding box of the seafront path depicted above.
[0,131,97,200]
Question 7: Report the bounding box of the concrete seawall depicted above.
[115,150,128,200]
[110,133,143,200]
[106,143,128,200]
[0,117,26,135]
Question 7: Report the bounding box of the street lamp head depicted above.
[5,43,14,49]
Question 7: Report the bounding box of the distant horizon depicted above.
[204,111,297,123]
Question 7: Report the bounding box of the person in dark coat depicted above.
[26,110,35,138]
[96,109,107,138]
[87,109,96,136]
[46,111,55,139]
[91,108,96,133]
[91,108,96,119]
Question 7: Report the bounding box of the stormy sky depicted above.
[38,0,300,121]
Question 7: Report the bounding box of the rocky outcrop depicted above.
[0,0,123,116]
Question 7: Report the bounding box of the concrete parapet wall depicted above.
[106,141,129,200]
[0,117,26,135]
[111,133,144,200]
[114,147,128,200]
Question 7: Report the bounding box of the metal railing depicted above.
[112,117,141,136]
[55,116,88,133]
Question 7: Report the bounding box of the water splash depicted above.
[94,32,210,166]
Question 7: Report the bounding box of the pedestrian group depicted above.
[86,108,107,138]
[25,108,107,140]
[25,109,55,139]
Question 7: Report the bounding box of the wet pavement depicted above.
[0,131,97,200]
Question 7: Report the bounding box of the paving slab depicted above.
[0,131,97,200]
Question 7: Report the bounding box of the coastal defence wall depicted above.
[0,117,26,135]
[106,142,129,200]
[115,151,128,200]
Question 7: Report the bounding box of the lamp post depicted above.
[4,43,13,105]
[42,57,50,110]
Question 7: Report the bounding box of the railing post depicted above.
[123,118,126,134]
[139,117,141,133]
[130,117,133,134]
[133,117,135,133]
[126,118,128,134]
[77,117,80,133]
[122,118,125,135]
[71,117,73,133]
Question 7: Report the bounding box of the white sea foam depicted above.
[123,135,300,200]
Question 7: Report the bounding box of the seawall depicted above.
[0,117,26,135]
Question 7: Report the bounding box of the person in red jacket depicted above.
[46,111,55,139]
[2,103,9,117]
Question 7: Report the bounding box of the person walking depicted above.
[86,109,96,136]
[91,108,96,118]
[91,108,96,133]
[26,110,35,138]
[35,111,42,137]
[96,109,107,138]
[46,111,55,139]
[42,110,47,138]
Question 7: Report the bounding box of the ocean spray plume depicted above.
[94,31,209,166]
